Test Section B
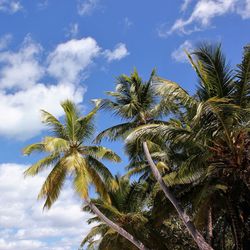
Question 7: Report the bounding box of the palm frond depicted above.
[24,153,60,176]
[38,159,67,209]
[23,143,45,156]
[234,45,250,108]
[86,156,117,191]
[74,167,90,199]
[153,76,197,109]
[86,166,110,202]
[81,224,108,247]
[41,110,67,139]
[76,105,98,141]
[43,136,69,153]
[61,100,79,141]
[95,122,137,143]
[81,146,121,162]
[190,44,234,100]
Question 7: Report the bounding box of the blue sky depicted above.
[0,0,249,249]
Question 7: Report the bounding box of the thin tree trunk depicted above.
[142,141,213,250]
[207,205,213,247]
[85,197,148,250]
[226,198,242,250]
[221,219,226,250]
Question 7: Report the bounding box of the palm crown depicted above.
[23,100,121,209]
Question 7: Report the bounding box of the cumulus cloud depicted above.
[171,40,194,63]
[0,83,84,139]
[0,36,128,140]
[0,38,44,90]
[77,0,99,16]
[104,43,129,62]
[0,37,89,140]
[0,163,92,250]
[48,38,100,83]
[0,0,22,13]
[160,0,250,36]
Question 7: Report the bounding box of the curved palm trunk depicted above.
[142,142,213,250]
[85,197,148,250]
[207,205,213,247]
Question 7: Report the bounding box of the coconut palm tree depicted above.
[96,70,212,249]
[128,43,250,249]
[81,176,153,249]
[81,176,194,250]
[23,100,148,250]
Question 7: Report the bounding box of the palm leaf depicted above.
[95,122,137,143]
[23,143,45,155]
[24,153,60,176]
[153,76,197,109]
[191,44,234,100]
[234,45,250,108]
[81,146,121,162]
[41,110,67,139]
[38,159,67,209]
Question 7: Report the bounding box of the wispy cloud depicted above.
[37,0,49,10]
[103,43,129,62]
[77,0,99,16]
[160,0,250,36]
[180,0,193,12]
[0,34,12,50]
[124,17,133,29]
[171,40,194,63]
[0,0,22,13]
[66,23,79,38]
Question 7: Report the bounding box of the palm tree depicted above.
[81,176,192,250]
[128,43,250,249]
[96,70,212,249]
[23,100,148,250]
[81,176,152,249]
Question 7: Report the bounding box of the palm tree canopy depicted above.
[23,100,121,209]
[95,69,172,143]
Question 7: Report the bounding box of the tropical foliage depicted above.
[24,43,250,250]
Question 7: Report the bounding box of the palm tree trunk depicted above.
[207,205,213,246]
[142,141,213,250]
[85,197,148,250]
[226,198,242,250]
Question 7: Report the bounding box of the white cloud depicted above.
[0,34,12,50]
[77,0,99,16]
[0,36,127,140]
[171,40,194,63]
[0,38,44,90]
[0,163,92,250]
[104,43,129,62]
[0,83,84,140]
[0,0,22,13]
[163,0,250,36]
[180,0,193,12]
[48,37,100,83]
